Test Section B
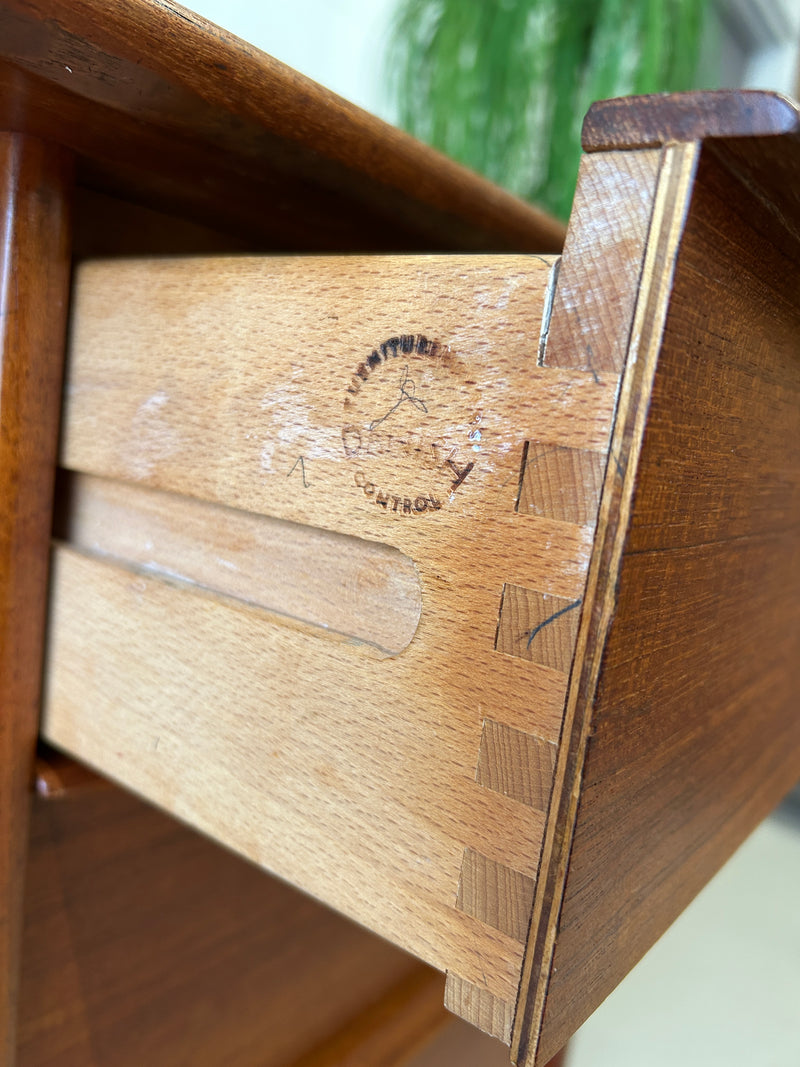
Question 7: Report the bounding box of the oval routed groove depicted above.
[55,471,422,655]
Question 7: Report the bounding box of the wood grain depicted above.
[288,968,449,1067]
[0,132,72,1063]
[517,443,606,526]
[60,254,619,537]
[582,89,799,151]
[56,470,422,655]
[43,251,617,1039]
[475,722,557,811]
[17,780,436,1067]
[443,975,514,1045]
[541,149,661,378]
[404,1013,522,1067]
[0,0,565,252]
[534,136,800,1065]
[9,54,790,1065]
[495,586,582,671]
[455,848,535,943]
[22,772,523,1066]
[512,141,701,1066]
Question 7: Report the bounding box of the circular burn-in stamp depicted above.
[341,334,483,515]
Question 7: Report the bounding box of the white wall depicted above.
[184,0,398,120]
[715,0,800,92]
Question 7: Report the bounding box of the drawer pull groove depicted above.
[55,470,422,655]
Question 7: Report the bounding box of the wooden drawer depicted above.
[44,250,599,1040]
[1,3,799,1063]
[42,104,800,1065]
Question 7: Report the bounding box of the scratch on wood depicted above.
[514,441,530,512]
[537,257,561,366]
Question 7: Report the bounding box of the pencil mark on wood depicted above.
[584,340,601,384]
[567,303,602,383]
[537,256,560,366]
[526,598,582,649]
[287,456,310,488]
[496,585,582,671]
[367,364,428,431]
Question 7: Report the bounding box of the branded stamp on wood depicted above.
[341,334,481,515]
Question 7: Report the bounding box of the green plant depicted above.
[387,0,708,219]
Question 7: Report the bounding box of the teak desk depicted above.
[1,3,799,1065]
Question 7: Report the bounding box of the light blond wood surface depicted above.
[57,471,422,655]
[43,254,619,1033]
[542,150,662,379]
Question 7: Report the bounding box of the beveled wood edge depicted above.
[0,131,74,1067]
[532,137,800,1067]
[582,89,799,150]
[510,141,701,1067]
